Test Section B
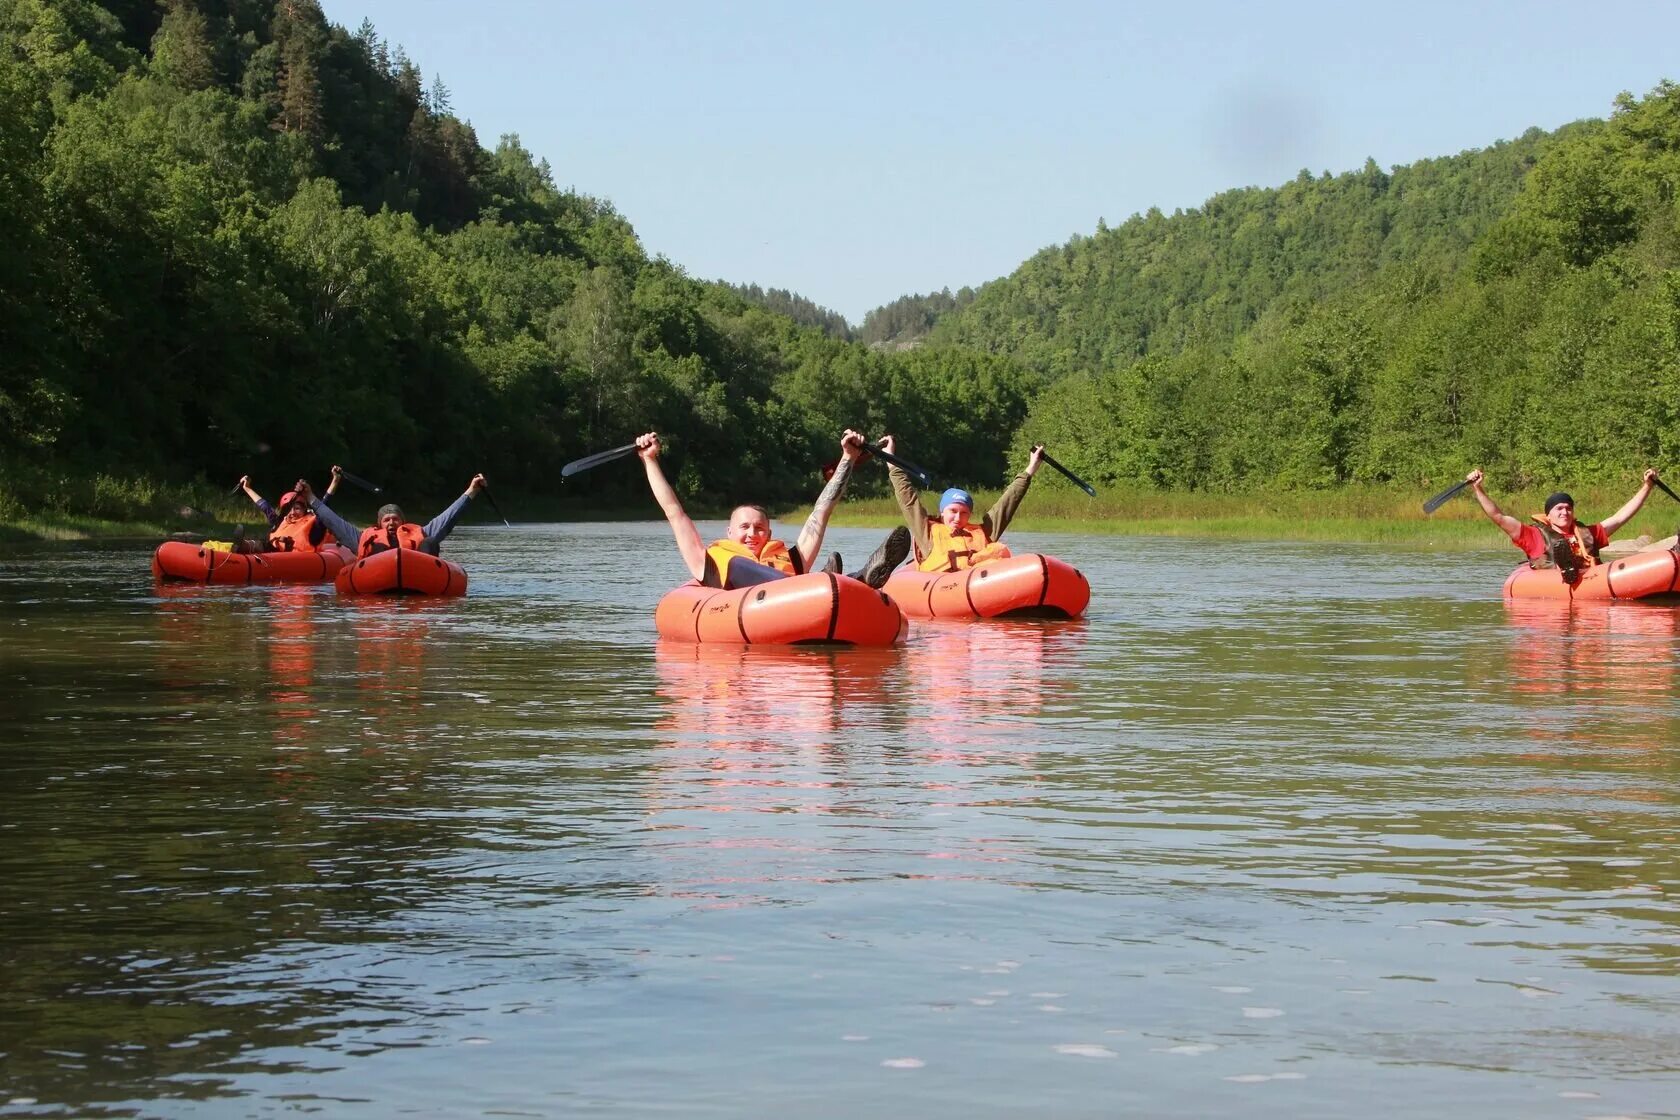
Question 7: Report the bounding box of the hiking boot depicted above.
[820,551,843,575]
[1546,537,1578,583]
[850,526,911,589]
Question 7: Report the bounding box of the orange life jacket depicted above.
[706,538,796,578]
[266,513,332,553]
[918,522,1012,572]
[357,523,425,558]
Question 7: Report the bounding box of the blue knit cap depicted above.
[939,487,973,510]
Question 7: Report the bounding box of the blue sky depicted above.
[319,0,1680,324]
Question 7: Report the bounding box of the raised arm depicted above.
[419,474,485,542]
[1466,469,1523,542]
[324,466,344,500]
[296,479,361,545]
[881,434,934,559]
[792,429,866,564]
[983,444,1045,539]
[639,432,707,581]
[239,474,281,527]
[1599,468,1659,537]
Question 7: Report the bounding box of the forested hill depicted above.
[720,284,852,340]
[930,135,1570,377]
[857,287,977,350]
[5,1,1680,520]
[0,0,1036,518]
[992,85,1680,492]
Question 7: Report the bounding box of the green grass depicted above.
[4,473,1676,552]
[819,484,1680,549]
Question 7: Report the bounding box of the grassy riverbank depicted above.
[6,475,1678,551]
[825,483,1680,550]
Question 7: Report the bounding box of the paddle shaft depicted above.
[561,433,933,488]
[1654,477,1680,506]
[231,470,380,497]
[858,439,934,490]
[480,487,511,527]
[1038,451,1096,496]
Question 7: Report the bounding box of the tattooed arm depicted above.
[792,429,866,566]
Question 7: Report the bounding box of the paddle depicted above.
[1653,477,1680,506]
[479,486,511,527]
[1038,450,1096,497]
[561,442,640,479]
[859,437,935,490]
[336,469,382,494]
[1422,479,1470,515]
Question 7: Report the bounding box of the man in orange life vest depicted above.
[292,473,488,558]
[882,434,1046,572]
[236,468,344,552]
[636,430,910,589]
[1465,467,1661,580]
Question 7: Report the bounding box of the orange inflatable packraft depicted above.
[655,572,907,645]
[335,547,468,597]
[1502,547,1680,601]
[151,541,352,585]
[882,552,1090,620]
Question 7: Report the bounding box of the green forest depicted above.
[4,0,1680,532]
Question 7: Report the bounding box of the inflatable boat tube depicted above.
[151,541,352,585]
[1503,547,1680,601]
[882,553,1090,620]
[655,572,907,645]
[335,547,468,596]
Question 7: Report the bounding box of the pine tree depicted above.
[151,0,217,91]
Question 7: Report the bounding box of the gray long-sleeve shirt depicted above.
[308,490,475,556]
[888,465,1034,564]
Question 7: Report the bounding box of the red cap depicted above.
[278,490,299,510]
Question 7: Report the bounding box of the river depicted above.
[1,523,1676,1119]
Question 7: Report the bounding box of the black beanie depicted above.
[1543,492,1574,513]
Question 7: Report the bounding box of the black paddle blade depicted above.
[1422,479,1471,515]
[1653,477,1680,506]
[561,442,640,479]
[1039,451,1096,497]
[338,470,382,494]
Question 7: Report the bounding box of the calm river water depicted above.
[1,522,1677,1119]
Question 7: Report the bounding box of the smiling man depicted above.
[1466,467,1661,581]
[636,430,908,590]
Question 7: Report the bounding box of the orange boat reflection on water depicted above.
[265,587,324,754]
[1502,599,1677,696]
[1501,599,1679,769]
[341,599,436,749]
[655,641,903,759]
[901,619,1087,758]
[649,642,906,908]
